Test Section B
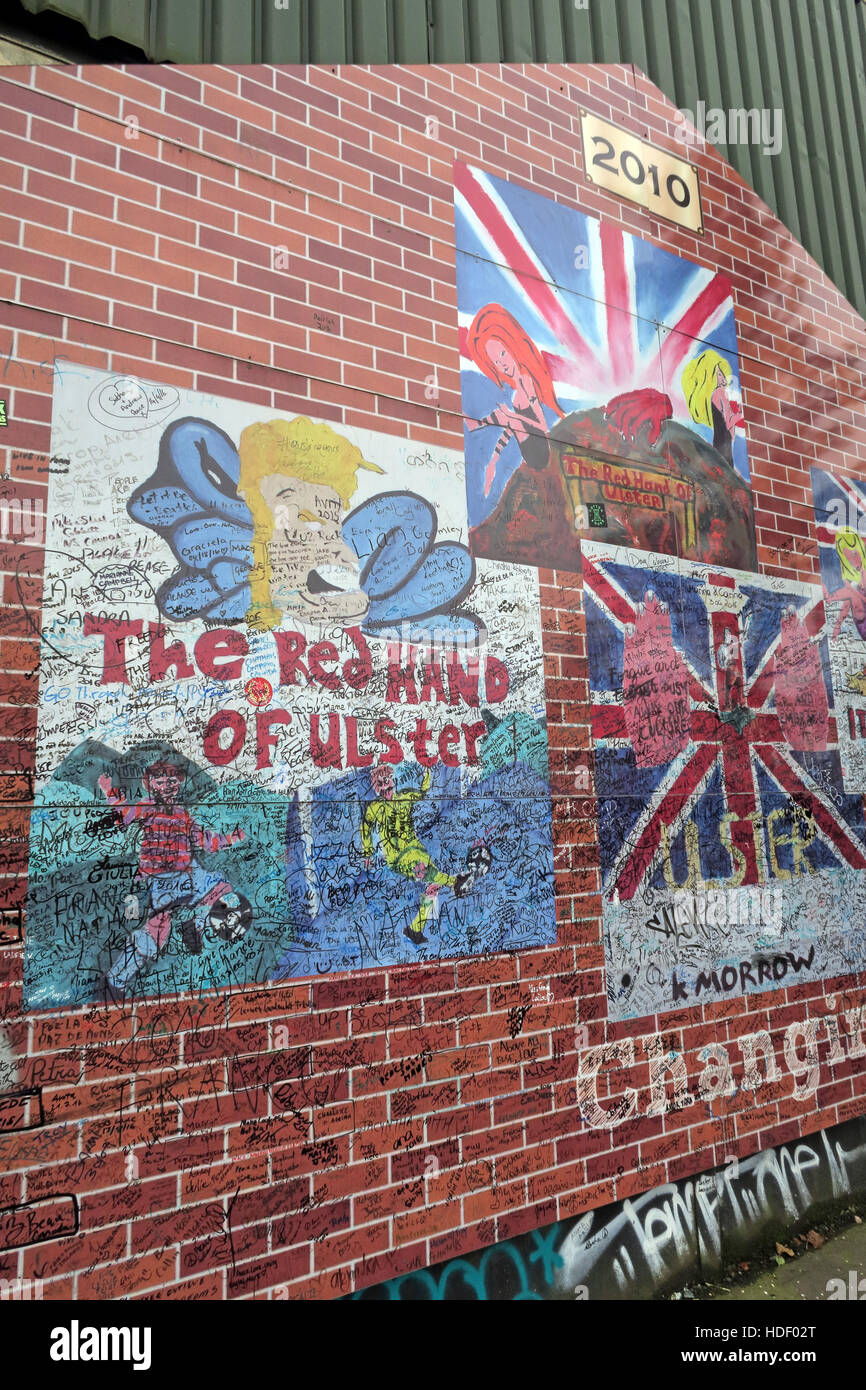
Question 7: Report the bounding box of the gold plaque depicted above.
[581,113,703,234]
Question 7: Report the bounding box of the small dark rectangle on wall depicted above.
[0,908,23,946]
[0,773,33,803]
[0,1195,79,1251]
[0,1088,44,1133]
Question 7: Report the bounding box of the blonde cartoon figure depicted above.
[824,529,866,640]
[237,417,383,629]
[682,349,745,467]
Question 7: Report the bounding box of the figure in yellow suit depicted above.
[361,764,456,947]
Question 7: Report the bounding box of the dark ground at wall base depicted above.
[348,1114,866,1301]
[703,1216,866,1301]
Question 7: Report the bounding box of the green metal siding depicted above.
[19,0,866,321]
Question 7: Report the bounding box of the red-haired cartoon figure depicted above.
[463,304,564,496]
[462,301,756,573]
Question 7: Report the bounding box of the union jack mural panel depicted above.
[582,539,866,1021]
[811,465,866,793]
[454,162,756,572]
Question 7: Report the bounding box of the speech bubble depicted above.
[88,377,180,432]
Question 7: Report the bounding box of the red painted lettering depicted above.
[203,710,246,765]
[147,623,194,683]
[374,717,404,765]
[345,715,374,767]
[83,614,143,685]
[447,652,480,707]
[256,708,291,769]
[274,630,309,687]
[485,656,510,703]
[437,724,461,767]
[408,716,436,767]
[462,720,487,764]
[386,645,419,704]
[308,639,341,691]
[195,629,248,682]
[343,626,372,691]
[309,713,342,768]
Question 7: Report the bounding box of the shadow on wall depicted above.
[350,1115,866,1300]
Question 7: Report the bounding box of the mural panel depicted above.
[454,162,756,571]
[25,368,556,1008]
[811,465,866,792]
[582,539,866,1021]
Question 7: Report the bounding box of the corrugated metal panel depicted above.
[18,0,866,321]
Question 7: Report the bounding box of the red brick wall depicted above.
[0,57,864,1301]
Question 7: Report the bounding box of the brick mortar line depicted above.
[0,302,462,437]
[0,208,848,381]
[0,73,487,262]
[0,90,852,375]
[1,59,866,1295]
[0,299,855,486]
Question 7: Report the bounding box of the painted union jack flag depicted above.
[454,162,755,573]
[582,540,866,1022]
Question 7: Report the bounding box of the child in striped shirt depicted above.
[98,758,245,999]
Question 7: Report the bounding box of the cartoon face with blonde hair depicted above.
[238,417,384,628]
[257,473,367,621]
[682,350,733,427]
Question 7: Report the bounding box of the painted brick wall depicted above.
[0,57,864,1301]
